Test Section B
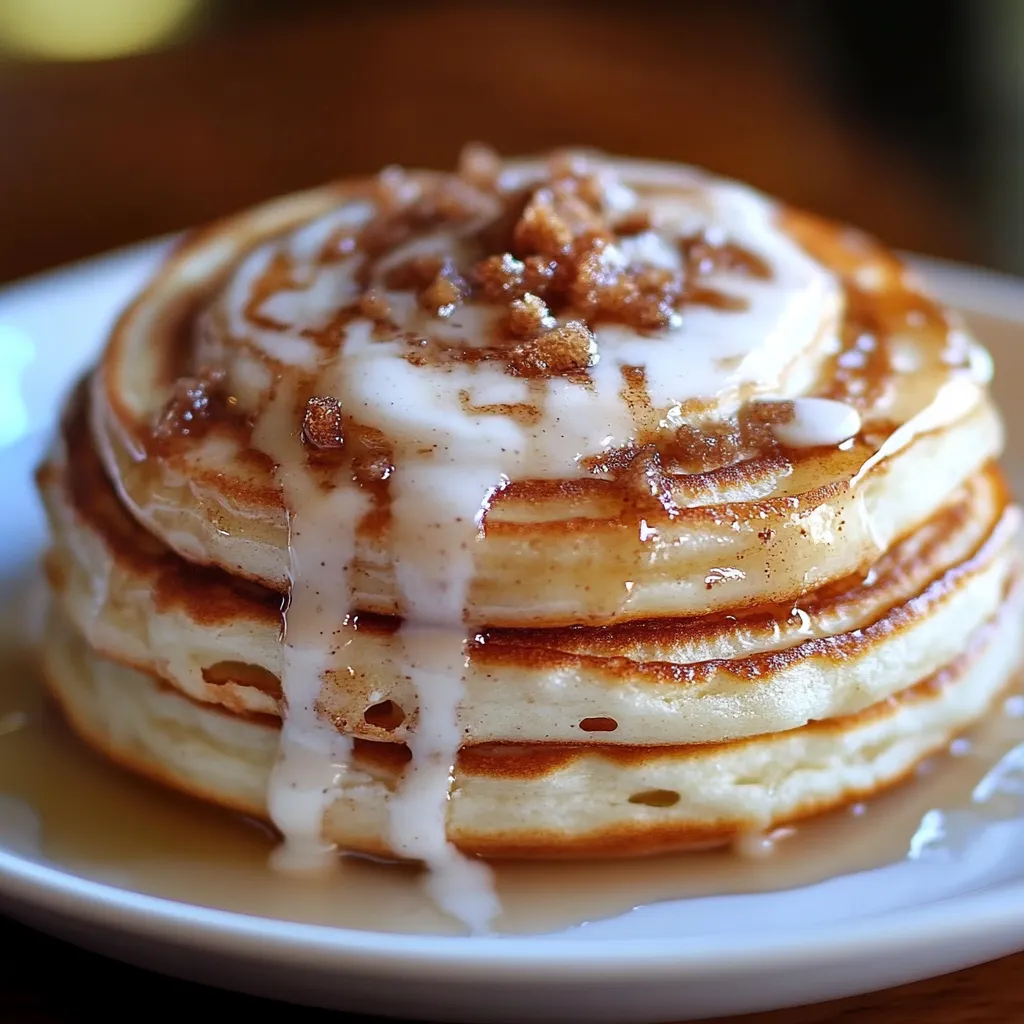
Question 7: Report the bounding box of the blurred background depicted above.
[0,0,1021,285]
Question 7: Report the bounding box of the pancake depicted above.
[34,147,1020,928]
[40,596,1022,859]
[89,158,1000,626]
[41,384,1020,745]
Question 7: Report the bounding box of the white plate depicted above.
[0,247,1023,1023]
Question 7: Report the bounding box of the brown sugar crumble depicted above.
[572,250,683,330]
[302,396,345,450]
[512,185,602,259]
[664,400,791,473]
[623,447,682,518]
[204,150,785,469]
[222,150,778,392]
[614,209,652,236]
[456,142,502,191]
[153,372,226,440]
[383,254,446,292]
[504,293,555,338]
[507,321,597,377]
[418,266,467,318]
[357,290,393,323]
[473,253,556,303]
[681,234,772,280]
[354,150,768,362]
[498,177,693,331]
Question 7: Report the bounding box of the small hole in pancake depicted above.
[202,661,282,697]
[628,789,680,807]
[579,716,618,732]
[364,700,406,731]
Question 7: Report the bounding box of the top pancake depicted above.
[90,151,1000,626]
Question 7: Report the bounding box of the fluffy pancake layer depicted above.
[40,388,1020,747]
[40,597,1022,859]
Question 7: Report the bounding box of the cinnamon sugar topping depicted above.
[473,253,556,303]
[682,234,773,280]
[301,396,345,450]
[507,321,598,377]
[357,290,393,324]
[419,266,467,318]
[512,184,604,259]
[153,373,226,440]
[338,155,773,352]
[614,209,652,237]
[667,402,788,473]
[617,445,680,517]
[571,247,683,330]
[383,255,445,292]
[374,165,420,213]
[504,294,555,338]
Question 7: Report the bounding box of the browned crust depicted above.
[51,380,280,629]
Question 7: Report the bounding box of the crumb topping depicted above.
[153,372,226,441]
[357,290,393,323]
[456,142,502,191]
[666,401,791,473]
[616,445,681,517]
[507,321,598,377]
[418,265,468,319]
[302,396,345,450]
[504,293,555,338]
[473,253,556,303]
[349,146,772,377]
[158,146,830,485]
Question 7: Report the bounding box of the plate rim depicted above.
[0,845,1022,976]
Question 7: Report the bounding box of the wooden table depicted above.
[1,913,1020,1021]
[0,0,977,285]
[0,2,1016,1019]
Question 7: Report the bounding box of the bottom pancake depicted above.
[38,596,1023,860]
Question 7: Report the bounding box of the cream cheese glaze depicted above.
[86,148,1003,931]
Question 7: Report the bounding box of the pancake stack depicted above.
[36,149,1019,929]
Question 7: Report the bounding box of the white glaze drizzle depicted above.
[384,458,503,931]
[252,378,369,875]
[769,397,862,449]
